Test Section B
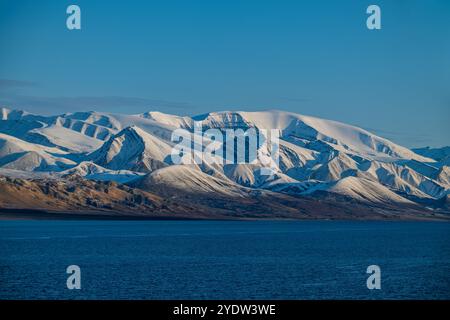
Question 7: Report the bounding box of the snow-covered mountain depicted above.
[0,107,448,218]
[88,126,173,172]
[0,132,76,171]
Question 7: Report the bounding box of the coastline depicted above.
[1,208,449,222]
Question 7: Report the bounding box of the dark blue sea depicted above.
[0,220,449,300]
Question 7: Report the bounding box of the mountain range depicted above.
[0,107,448,220]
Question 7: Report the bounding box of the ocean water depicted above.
[0,220,449,300]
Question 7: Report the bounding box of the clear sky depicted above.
[0,0,448,147]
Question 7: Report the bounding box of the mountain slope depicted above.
[0,133,75,171]
[198,110,434,162]
[0,174,208,218]
[89,126,173,172]
[134,165,246,197]
[305,176,416,206]
[61,161,144,183]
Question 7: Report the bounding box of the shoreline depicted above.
[1,208,449,222]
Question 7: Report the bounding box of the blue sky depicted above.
[0,0,448,147]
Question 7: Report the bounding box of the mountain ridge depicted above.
[0,107,448,220]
